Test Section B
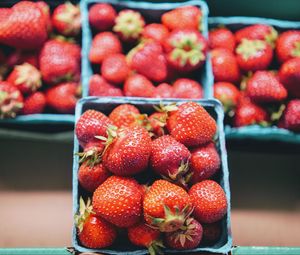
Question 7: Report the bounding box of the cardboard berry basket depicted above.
[80,0,214,98]
[72,96,232,254]
[208,16,300,144]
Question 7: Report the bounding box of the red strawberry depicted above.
[92,176,143,227]
[211,48,240,84]
[189,180,227,223]
[162,6,202,31]
[113,10,145,42]
[143,180,192,232]
[279,99,300,132]
[202,222,222,245]
[209,27,236,52]
[276,30,300,63]
[0,81,23,118]
[236,39,273,71]
[89,3,116,32]
[148,112,168,137]
[89,32,122,64]
[153,83,174,98]
[235,24,278,47]
[108,104,140,128]
[165,217,203,250]
[75,109,112,148]
[124,74,155,98]
[142,23,169,44]
[150,135,191,184]
[214,82,240,112]
[7,63,41,94]
[46,82,79,114]
[166,102,217,147]
[173,78,203,99]
[102,126,152,176]
[164,29,207,72]
[22,91,46,115]
[0,1,48,50]
[279,57,300,98]
[7,50,39,68]
[89,74,123,97]
[129,41,168,83]
[75,198,117,248]
[52,2,81,36]
[246,71,287,103]
[190,143,220,184]
[101,54,129,84]
[36,1,51,32]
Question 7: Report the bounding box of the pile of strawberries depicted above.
[87,4,207,99]
[210,24,300,132]
[74,101,228,252]
[0,1,81,118]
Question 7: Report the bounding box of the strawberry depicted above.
[276,30,300,63]
[78,161,111,193]
[7,63,41,94]
[77,141,105,168]
[202,222,221,245]
[75,109,112,148]
[148,112,168,137]
[124,74,155,97]
[173,78,203,99]
[150,135,191,184]
[209,27,236,52]
[129,41,168,83]
[128,222,163,255]
[246,71,287,103]
[214,82,240,112]
[0,1,47,50]
[143,179,192,232]
[278,57,300,98]
[142,23,169,44]
[236,39,273,72]
[92,176,143,227]
[89,74,123,97]
[89,32,122,64]
[113,10,145,42]
[36,1,51,32]
[189,180,227,223]
[22,91,46,115]
[164,29,207,72]
[89,3,116,32]
[190,142,220,184]
[165,217,203,250]
[0,81,23,118]
[108,104,140,128]
[211,48,240,84]
[75,198,117,248]
[235,24,278,47]
[153,83,174,98]
[102,126,152,176]
[7,50,39,68]
[279,99,300,132]
[162,6,202,31]
[46,82,79,114]
[166,102,217,147]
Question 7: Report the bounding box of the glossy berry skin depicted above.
[202,222,222,245]
[149,112,167,137]
[124,74,155,98]
[22,92,46,115]
[173,78,203,99]
[101,54,129,84]
[214,82,240,111]
[189,180,227,224]
[211,48,240,84]
[108,104,140,128]
[153,83,174,98]
[279,99,300,132]
[89,74,123,97]
[167,102,217,147]
[209,27,236,52]
[103,126,152,176]
[89,3,116,32]
[276,30,300,63]
[75,109,113,148]
[190,143,220,184]
[142,23,169,44]
[89,32,122,64]
[78,162,111,193]
[92,176,143,228]
[78,215,117,248]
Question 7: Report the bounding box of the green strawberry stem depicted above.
[153,102,178,114]
[74,197,93,233]
[76,148,101,166]
[291,41,300,58]
[95,125,118,158]
[265,27,278,48]
[236,39,266,60]
[148,240,165,255]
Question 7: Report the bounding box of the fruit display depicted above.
[82,1,210,99]
[0,1,81,119]
[209,19,300,134]
[73,98,230,254]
